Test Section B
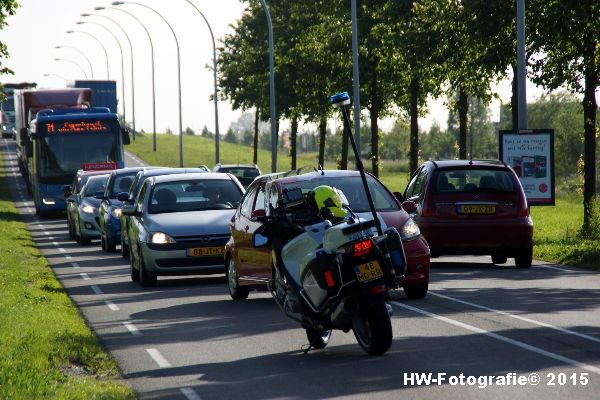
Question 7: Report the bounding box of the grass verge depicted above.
[128,133,600,270]
[0,152,135,399]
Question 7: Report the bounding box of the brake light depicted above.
[353,239,373,257]
[421,192,435,217]
[324,271,336,288]
[369,285,386,295]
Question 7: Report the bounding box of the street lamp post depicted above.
[84,12,136,137]
[55,45,94,79]
[350,0,361,156]
[259,0,276,173]
[183,0,220,164]
[54,57,89,79]
[516,0,527,130]
[67,30,110,80]
[77,20,127,124]
[113,1,184,167]
[96,6,157,151]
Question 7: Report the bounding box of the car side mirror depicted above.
[94,190,106,200]
[393,191,405,203]
[25,139,33,158]
[63,185,72,198]
[401,200,418,214]
[116,191,130,202]
[250,209,267,223]
[19,127,28,143]
[121,127,131,145]
[121,204,138,216]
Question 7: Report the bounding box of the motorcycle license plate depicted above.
[354,260,383,283]
[186,247,224,257]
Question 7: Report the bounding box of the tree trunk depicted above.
[253,107,259,164]
[409,77,420,175]
[458,86,468,159]
[290,116,298,170]
[318,116,326,168]
[511,64,519,131]
[582,51,598,233]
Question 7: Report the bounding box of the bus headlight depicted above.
[82,204,95,214]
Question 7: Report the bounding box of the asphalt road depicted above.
[2,139,600,400]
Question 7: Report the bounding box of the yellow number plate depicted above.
[186,247,224,257]
[458,205,496,214]
[355,260,384,283]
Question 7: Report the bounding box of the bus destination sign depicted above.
[45,120,111,134]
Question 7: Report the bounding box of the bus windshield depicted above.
[37,118,120,181]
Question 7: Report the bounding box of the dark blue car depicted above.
[96,167,145,252]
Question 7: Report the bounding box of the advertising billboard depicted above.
[499,130,555,206]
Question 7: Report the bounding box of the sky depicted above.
[1,0,552,136]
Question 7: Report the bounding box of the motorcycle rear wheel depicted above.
[352,302,393,355]
[305,328,332,349]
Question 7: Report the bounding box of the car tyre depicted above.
[403,282,428,299]
[100,235,106,250]
[515,246,533,269]
[226,255,249,300]
[492,254,508,265]
[121,234,129,258]
[105,235,117,252]
[129,246,140,282]
[138,248,157,287]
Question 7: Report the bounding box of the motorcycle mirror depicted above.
[252,231,270,248]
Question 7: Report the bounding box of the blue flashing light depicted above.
[329,92,351,108]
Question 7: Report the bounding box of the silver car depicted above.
[72,174,109,245]
[123,172,245,286]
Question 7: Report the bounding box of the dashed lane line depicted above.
[429,291,600,344]
[391,301,600,376]
[123,322,142,336]
[146,348,172,368]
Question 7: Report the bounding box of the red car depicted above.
[402,160,533,268]
[225,170,431,300]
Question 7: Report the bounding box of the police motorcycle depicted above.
[252,93,406,355]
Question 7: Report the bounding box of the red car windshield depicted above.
[434,169,516,194]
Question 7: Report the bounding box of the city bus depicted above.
[28,107,130,216]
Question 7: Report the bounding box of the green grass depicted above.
[126,133,409,192]
[531,196,600,270]
[129,133,600,270]
[0,156,135,399]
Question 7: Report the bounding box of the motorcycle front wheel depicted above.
[305,328,332,349]
[352,302,393,355]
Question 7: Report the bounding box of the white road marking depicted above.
[44,231,50,236]
[146,348,172,368]
[64,254,72,260]
[48,236,54,240]
[540,264,576,273]
[430,291,600,344]
[180,388,202,400]
[90,285,102,294]
[105,301,119,311]
[71,262,80,269]
[391,301,600,375]
[123,322,141,336]
[80,273,90,280]
[52,241,60,246]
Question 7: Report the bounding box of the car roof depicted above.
[137,167,207,178]
[77,169,114,178]
[84,174,109,183]
[214,164,259,169]
[151,172,235,184]
[267,169,363,185]
[109,167,146,176]
[427,159,508,169]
